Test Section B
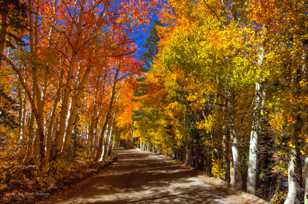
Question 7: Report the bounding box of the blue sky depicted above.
[128,10,160,60]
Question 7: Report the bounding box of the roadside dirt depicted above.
[39,149,267,204]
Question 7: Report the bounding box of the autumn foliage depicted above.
[0,0,307,203]
[0,0,162,202]
[133,0,307,203]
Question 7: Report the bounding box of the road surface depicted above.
[41,149,267,204]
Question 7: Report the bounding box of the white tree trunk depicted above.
[231,131,240,188]
[61,98,72,152]
[104,124,113,159]
[284,149,300,204]
[99,145,105,162]
[247,47,264,194]
[99,124,108,162]
[247,128,257,193]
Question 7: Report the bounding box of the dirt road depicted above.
[41,149,267,204]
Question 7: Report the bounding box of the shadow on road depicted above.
[42,149,264,204]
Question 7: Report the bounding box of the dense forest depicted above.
[0,0,307,204]
[134,1,307,203]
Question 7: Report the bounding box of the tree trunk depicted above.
[47,71,63,161]
[104,123,113,160]
[185,139,192,165]
[54,62,74,159]
[284,148,301,204]
[23,108,35,163]
[37,125,45,170]
[63,65,91,155]
[231,131,240,188]
[87,114,95,157]
[247,82,264,194]
[247,47,265,194]
[285,65,304,204]
[61,98,72,153]
[223,126,231,184]
[105,116,115,158]
[62,97,78,155]
[99,124,108,161]
[228,90,241,188]
[96,69,119,161]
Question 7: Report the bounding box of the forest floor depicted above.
[39,149,267,204]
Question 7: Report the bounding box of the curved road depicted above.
[42,149,267,204]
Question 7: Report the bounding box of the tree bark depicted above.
[285,61,304,204]
[54,60,74,159]
[284,148,301,204]
[231,130,240,188]
[227,90,241,188]
[63,64,91,155]
[247,82,264,194]
[105,115,115,159]
[247,47,265,194]
[96,69,119,161]
[48,71,63,161]
[185,139,192,165]
[223,125,231,184]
